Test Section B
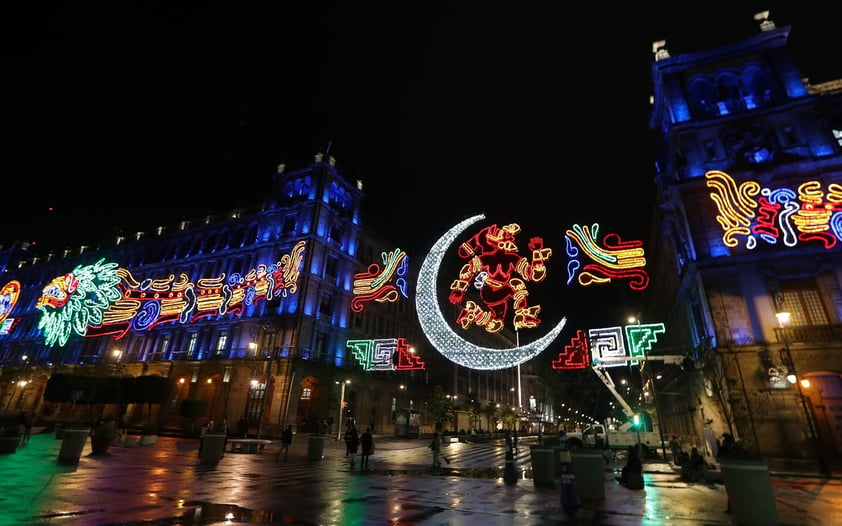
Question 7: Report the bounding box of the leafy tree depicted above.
[499,406,517,429]
[179,399,209,435]
[465,396,483,431]
[423,385,453,430]
[483,402,500,431]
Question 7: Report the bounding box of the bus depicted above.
[393,408,421,438]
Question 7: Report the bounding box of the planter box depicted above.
[141,435,158,446]
[123,436,139,447]
[0,436,20,454]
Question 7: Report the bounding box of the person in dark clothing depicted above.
[277,425,293,460]
[717,433,739,513]
[19,412,34,443]
[344,425,359,466]
[237,416,248,438]
[616,445,644,489]
[359,427,374,469]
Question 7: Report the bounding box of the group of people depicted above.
[344,424,374,469]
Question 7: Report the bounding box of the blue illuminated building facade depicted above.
[648,13,842,472]
[0,151,528,436]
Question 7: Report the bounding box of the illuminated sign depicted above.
[565,224,649,290]
[36,241,306,347]
[0,281,21,327]
[416,215,567,371]
[706,170,842,249]
[345,337,425,371]
[448,221,551,333]
[551,323,666,370]
[351,248,409,312]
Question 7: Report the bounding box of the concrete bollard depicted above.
[199,434,227,465]
[571,450,607,501]
[504,430,517,485]
[307,434,326,460]
[558,438,581,513]
[720,458,779,526]
[58,428,91,465]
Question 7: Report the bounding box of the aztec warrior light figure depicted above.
[448,222,551,334]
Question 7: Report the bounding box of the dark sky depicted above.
[1,4,838,329]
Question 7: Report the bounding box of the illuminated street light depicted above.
[336,379,351,441]
[776,310,829,475]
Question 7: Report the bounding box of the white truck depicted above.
[564,355,681,453]
[567,423,662,451]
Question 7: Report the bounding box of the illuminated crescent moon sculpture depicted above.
[416,214,567,370]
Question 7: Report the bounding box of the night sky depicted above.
[2,4,839,329]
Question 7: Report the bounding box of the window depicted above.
[782,125,799,146]
[325,256,338,278]
[703,139,718,161]
[157,336,170,360]
[779,279,830,326]
[215,332,228,357]
[320,293,333,316]
[329,226,342,246]
[282,215,296,234]
[300,387,312,400]
[187,333,198,359]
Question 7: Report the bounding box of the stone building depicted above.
[647,12,842,473]
[0,151,529,437]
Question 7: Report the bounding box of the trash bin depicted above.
[571,450,606,501]
[530,446,555,486]
[720,458,779,526]
[58,428,90,465]
[307,434,326,460]
[200,434,227,465]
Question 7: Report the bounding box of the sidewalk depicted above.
[1,432,839,525]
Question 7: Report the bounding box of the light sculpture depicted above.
[706,170,842,249]
[345,337,425,371]
[564,223,649,290]
[350,248,408,312]
[416,214,566,371]
[36,241,306,347]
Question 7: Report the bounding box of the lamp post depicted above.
[776,310,829,476]
[256,357,272,439]
[336,379,350,441]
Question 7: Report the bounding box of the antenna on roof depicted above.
[753,11,776,32]
[652,40,670,61]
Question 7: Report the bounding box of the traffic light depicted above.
[633,413,641,428]
[342,401,348,408]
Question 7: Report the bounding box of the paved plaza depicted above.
[0,431,839,525]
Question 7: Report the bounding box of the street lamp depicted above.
[776,310,829,475]
[336,379,350,441]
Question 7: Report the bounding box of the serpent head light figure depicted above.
[416,214,566,371]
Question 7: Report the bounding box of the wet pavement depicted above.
[1,431,840,525]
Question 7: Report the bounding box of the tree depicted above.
[423,385,453,431]
[483,402,500,431]
[179,399,209,436]
[499,406,517,429]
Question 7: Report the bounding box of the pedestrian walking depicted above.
[360,427,374,469]
[344,425,358,455]
[429,432,449,467]
[277,425,293,460]
[345,425,359,466]
[19,412,34,443]
[669,434,682,465]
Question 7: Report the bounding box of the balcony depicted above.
[774,324,842,344]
